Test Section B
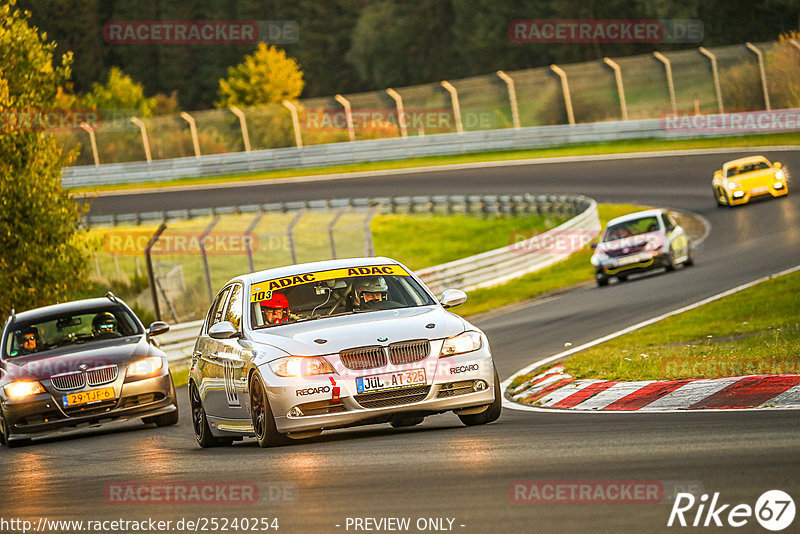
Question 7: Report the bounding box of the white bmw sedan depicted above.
[189,257,500,448]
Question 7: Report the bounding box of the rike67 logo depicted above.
[668,490,795,531]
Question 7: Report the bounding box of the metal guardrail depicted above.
[159,194,597,364]
[64,117,712,188]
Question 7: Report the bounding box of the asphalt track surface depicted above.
[4,149,800,533]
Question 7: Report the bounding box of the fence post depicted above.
[386,88,408,138]
[130,117,152,163]
[334,94,355,142]
[746,42,771,111]
[180,111,201,158]
[199,217,221,305]
[328,209,346,259]
[282,100,303,147]
[549,65,575,125]
[287,210,304,264]
[229,106,251,152]
[79,122,100,165]
[496,70,521,129]
[602,58,629,121]
[244,212,264,272]
[144,222,168,320]
[698,47,724,114]
[440,81,464,134]
[363,206,379,257]
[653,52,678,118]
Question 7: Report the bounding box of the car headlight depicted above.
[270,356,334,377]
[440,331,482,357]
[775,170,785,180]
[126,356,163,378]
[4,381,46,400]
[727,182,740,190]
[644,239,661,252]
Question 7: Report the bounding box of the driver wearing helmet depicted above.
[92,311,118,339]
[352,277,388,309]
[260,292,289,325]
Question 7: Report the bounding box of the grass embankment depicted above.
[511,270,800,388]
[71,132,800,194]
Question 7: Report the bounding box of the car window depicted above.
[4,305,141,358]
[727,162,769,176]
[208,286,232,330]
[249,264,435,329]
[661,214,675,231]
[603,216,660,242]
[224,284,243,331]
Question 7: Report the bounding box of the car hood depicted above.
[728,168,776,188]
[3,336,150,380]
[248,306,467,357]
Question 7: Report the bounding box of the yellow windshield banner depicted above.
[250,265,410,302]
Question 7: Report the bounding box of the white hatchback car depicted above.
[590,209,693,286]
[188,257,500,447]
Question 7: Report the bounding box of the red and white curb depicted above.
[508,364,800,411]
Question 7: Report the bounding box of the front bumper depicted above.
[595,251,668,277]
[212,346,497,436]
[2,371,176,440]
[728,182,788,205]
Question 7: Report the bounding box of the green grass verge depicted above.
[454,204,647,317]
[71,132,800,194]
[372,212,569,271]
[511,269,800,388]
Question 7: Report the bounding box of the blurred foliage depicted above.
[721,42,800,111]
[216,44,304,108]
[0,0,89,315]
[18,0,800,109]
[83,66,156,118]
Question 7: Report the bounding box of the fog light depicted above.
[473,380,488,392]
[774,182,784,189]
[733,191,745,198]
[288,407,304,417]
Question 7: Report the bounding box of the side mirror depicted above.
[440,289,467,309]
[774,162,782,169]
[148,321,170,337]
[209,321,240,340]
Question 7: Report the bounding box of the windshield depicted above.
[727,161,770,177]
[4,305,142,358]
[602,216,661,242]
[249,265,435,329]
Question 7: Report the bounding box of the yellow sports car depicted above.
[712,155,788,206]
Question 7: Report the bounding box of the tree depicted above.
[83,67,156,118]
[0,0,88,315]
[216,43,304,108]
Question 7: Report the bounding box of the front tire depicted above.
[190,382,232,448]
[458,370,502,426]
[249,374,290,447]
[0,406,30,448]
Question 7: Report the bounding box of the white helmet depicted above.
[354,277,388,305]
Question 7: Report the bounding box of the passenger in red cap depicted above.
[260,292,289,324]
